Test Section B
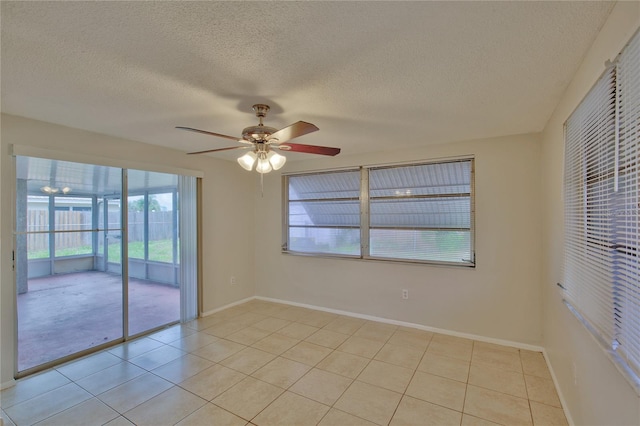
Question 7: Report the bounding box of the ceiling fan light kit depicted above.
[237,151,258,171]
[178,104,340,174]
[267,151,286,169]
[256,156,274,174]
[237,143,287,173]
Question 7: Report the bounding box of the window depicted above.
[563,29,639,383]
[286,169,361,256]
[369,162,473,263]
[284,158,474,266]
[127,190,179,264]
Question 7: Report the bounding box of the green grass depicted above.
[28,239,176,263]
[148,239,176,262]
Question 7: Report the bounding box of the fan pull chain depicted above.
[260,172,264,197]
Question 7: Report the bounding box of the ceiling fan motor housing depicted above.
[242,125,277,142]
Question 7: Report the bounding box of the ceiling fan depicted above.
[177,104,340,173]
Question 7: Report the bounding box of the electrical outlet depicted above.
[230,276,236,285]
[402,289,409,299]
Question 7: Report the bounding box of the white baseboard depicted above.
[200,296,256,317]
[0,379,16,390]
[542,348,574,426]
[255,296,544,352]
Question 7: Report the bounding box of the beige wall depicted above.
[540,2,640,425]
[0,113,256,385]
[254,133,543,345]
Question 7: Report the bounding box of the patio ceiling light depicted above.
[41,186,71,194]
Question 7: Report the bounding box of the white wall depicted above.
[540,2,640,425]
[255,133,543,345]
[0,113,256,385]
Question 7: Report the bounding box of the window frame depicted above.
[282,157,475,267]
[282,167,362,259]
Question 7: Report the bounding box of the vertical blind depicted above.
[564,29,640,379]
[179,175,198,322]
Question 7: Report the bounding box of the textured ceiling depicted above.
[1,1,614,161]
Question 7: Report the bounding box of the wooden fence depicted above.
[27,210,174,251]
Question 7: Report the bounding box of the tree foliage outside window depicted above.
[128,195,163,212]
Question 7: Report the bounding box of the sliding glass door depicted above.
[15,157,124,371]
[127,170,180,336]
[14,156,197,374]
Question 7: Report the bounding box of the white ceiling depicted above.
[1,1,614,161]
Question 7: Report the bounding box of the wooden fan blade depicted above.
[268,121,319,143]
[277,143,340,156]
[188,146,250,155]
[176,126,241,142]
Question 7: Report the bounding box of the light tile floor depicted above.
[0,300,568,426]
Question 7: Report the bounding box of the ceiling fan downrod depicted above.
[242,104,277,142]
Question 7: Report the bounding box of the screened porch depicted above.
[14,156,193,373]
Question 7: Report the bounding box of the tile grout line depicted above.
[264,318,363,424]
[331,321,400,425]
[4,301,565,426]
[192,308,321,425]
[460,340,475,426]
[230,304,561,425]
[520,348,536,426]
[387,332,435,426]
[244,315,394,425]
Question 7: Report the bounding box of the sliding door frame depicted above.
[122,168,130,340]
[11,148,203,379]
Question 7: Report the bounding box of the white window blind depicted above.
[614,30,640,377]
[564,29,640,381]
[286,170,361,256]
[564,64,617,343]
[284,158,475,266]
[368,161,473,263]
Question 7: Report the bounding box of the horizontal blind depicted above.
[564,28,640,380]
[614,30,640,377]
[284,158,475,266]
[564,65,617,346]
[287,170,361,256]
[368,160,473,263]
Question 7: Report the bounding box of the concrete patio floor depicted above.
[17,271,179,371]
